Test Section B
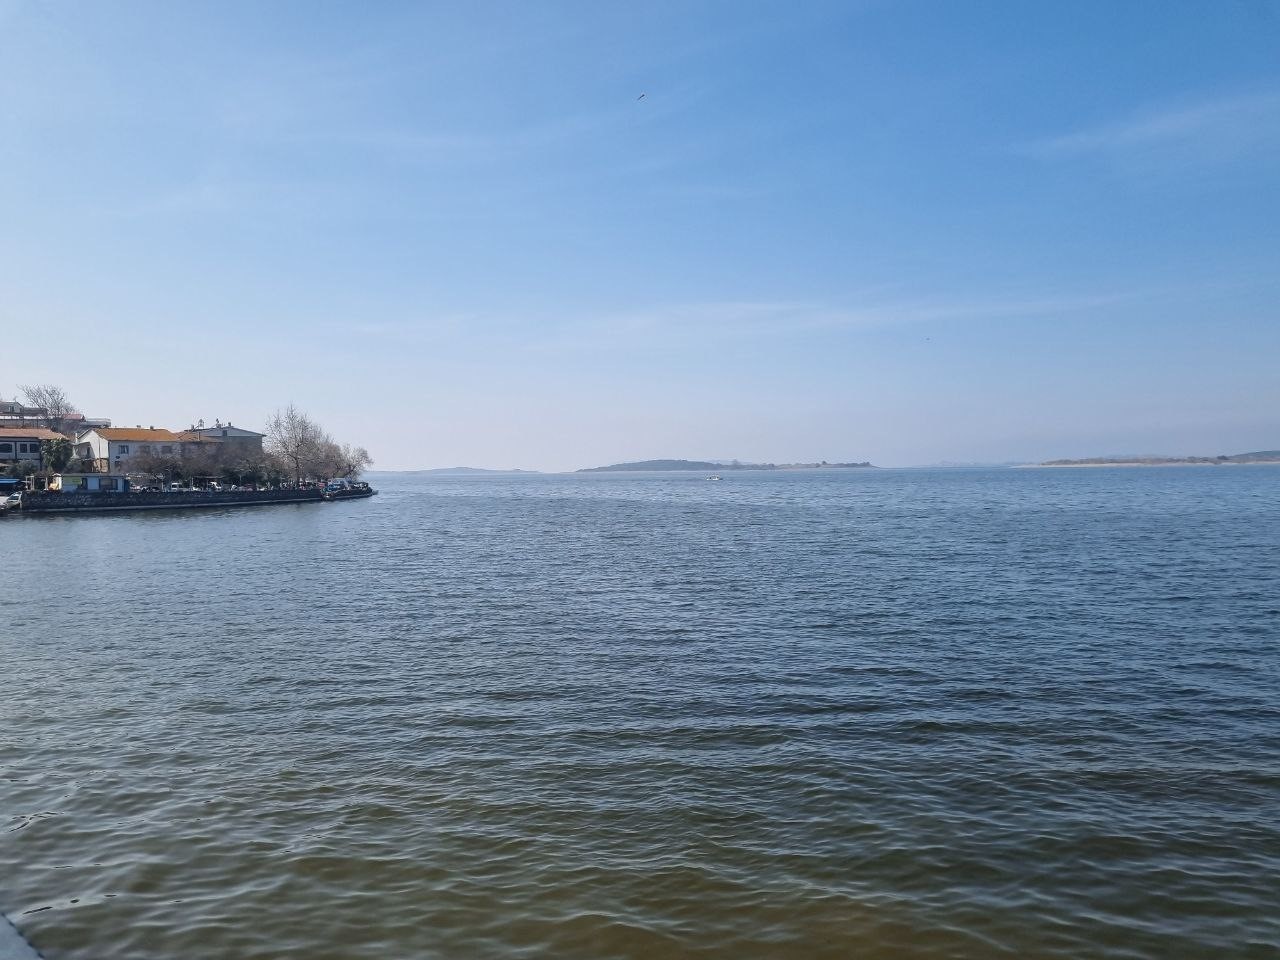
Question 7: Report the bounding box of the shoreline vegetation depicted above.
[263,404,372,486]
[2,384,372,490]
[1031,450,1280,468]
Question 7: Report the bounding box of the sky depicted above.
[1,0,1278,470]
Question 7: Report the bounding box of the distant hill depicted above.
[578,459,875,472]
[397,467,539,475]
[1040,450,1280,466]
[579,459,724,472]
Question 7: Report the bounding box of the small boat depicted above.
[706,475,722,481]
[323,479,377,501]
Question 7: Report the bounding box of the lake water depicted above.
[2,467,1278,959]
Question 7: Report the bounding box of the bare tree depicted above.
[337,443,373,478]
[305,435,341,480]
[20,384,78,434]
[265,405,324,485]
[262,452,290,486]
[130,450,184,486]
[179,443,224,485]
[224,451,272,488]
[264,406,371,483]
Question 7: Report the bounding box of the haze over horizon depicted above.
[3,1,1277,472]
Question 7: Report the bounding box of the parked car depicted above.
[3,493,21,508]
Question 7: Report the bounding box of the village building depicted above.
[73,427,209,473]
[0,427,66,470]
[0,401,110,433]
[56,412,113,433]
[48,473,131,492]
[190,422,265,453]
[0,400,40,421]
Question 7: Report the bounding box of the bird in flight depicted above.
[636,93,646,101]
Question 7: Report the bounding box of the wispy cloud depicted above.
[319,286,1187,360]
[487,288,1159,358]
[1026,90,1280,165]
[318,298,906,356]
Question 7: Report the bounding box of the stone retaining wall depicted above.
[19,489,324,513]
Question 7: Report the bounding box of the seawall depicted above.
[19,489,324,514]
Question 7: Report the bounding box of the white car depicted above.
[3,493,21,508]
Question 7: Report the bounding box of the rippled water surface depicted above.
[2,468,1279,959]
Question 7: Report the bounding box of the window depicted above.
[119,445,130,454]
[0,443,11,453]
[98,478,119,491]
[162,445,173,454]
[140,445,151,454]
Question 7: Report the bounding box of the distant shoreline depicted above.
[375,458,1279,474]
[1026,448,1279,468]
[375,467,539,475]
[578,458,875,473]
[1021,460,1280,469]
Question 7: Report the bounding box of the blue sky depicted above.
[2,0,1277,469]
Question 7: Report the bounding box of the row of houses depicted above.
[74,424,265,471]
[0,399,112,434]
[0,419,265,475]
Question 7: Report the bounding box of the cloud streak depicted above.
[1026,90,1280,165]
[425,287,1163,360]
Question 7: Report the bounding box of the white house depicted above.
[73,427,203,473]
[0,427,65,469]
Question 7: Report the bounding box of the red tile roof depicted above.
[0,427,66,441]
[90,427,201,443]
